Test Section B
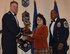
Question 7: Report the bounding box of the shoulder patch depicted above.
[64,21,69,28]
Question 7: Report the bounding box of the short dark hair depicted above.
[36,13,46,27]
[10,1,18,5]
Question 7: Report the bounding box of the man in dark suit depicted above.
[49,9,69,54]
[2,1,20,54]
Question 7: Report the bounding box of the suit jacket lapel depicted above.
[49,21,53,35]
[53,19,59,36]
[8,11,19,27]
[8,11,16,21]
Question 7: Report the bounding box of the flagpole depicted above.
[54,0,56,3]
[34,0,35,1]
[54,0,56,2]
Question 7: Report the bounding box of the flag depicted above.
[31,0,37,54]
[32,0,37,30]
[54,0,60,19]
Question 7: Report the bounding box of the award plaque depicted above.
[22,0,29,7]
[17,11,32,52]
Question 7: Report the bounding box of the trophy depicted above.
[17,11,32,52]
[16,0,31,52]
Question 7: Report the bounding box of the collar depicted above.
[55,18,57,22]
[10,11,16,16]
[51,18,57,22]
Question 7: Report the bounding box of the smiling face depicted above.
[10,2,18,14]
[50,10,58,20]
[37,17,43,25]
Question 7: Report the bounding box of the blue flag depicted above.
[54,1,60,19]
[31,0,37,54]
[32,0,37,30]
